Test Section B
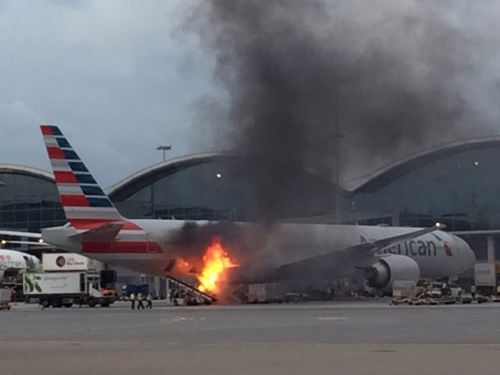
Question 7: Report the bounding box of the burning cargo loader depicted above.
[197,237,238,295]
[166,238,236,305]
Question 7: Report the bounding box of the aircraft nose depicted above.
[457,236,476,271]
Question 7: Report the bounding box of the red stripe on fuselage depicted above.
[82,241,162,254]
[47,147,65,159]
[54,171,77,183]
[68,219,141,230]
[61,195,88,207]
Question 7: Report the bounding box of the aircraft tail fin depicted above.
[40,125,124,229]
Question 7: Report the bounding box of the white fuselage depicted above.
[42,220,476,282]
[0,249,39,281]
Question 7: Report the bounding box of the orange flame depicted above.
[198,237,237,294]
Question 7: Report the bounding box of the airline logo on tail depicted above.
[41,125,123,229]
[40,125,163,255]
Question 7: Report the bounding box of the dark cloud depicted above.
[0,1,211,187]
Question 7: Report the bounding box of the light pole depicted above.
[156,145,172,162]
[333,82,345,224]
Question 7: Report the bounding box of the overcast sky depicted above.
[0,0,216,187]
[3,1,500,190]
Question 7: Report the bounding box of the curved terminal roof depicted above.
[348,136,500,193]
[108,152,233,200]
[108,151,341,203]
[4,136,500,200]
[0,163,55,183]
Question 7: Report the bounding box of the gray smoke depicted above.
[168,221,242,257]
[187,0,500,219]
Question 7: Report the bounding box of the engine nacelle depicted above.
[365,254,420,291]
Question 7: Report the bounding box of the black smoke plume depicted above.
[166,221,277,278]
[189,0,488,220]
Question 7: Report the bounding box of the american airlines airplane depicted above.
[39,125,475,294]
[0,248,39,282]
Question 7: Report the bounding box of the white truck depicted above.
[474,263,497,296]
[23,272,114,308]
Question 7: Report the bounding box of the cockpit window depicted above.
[432,233,442,241]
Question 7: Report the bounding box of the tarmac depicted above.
[1,300,500,374]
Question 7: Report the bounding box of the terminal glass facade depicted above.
[0,170,65,232]
[3,142,500,256]
[349,144,500,231]
[111,157,335,221]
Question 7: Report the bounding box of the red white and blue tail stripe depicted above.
[41,125,123,229]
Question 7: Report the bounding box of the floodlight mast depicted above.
[156,145,172,162]
[333,82,345,224]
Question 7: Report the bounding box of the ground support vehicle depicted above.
[121,283,149,299]
[24,272,114,308]
[168,277,216,306]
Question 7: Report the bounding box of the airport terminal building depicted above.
[2,137,500,265]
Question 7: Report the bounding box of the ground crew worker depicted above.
[441,281,449,296]
[471,284,477,299]
[146,294,153,309]
[130,293,136,310]
[137,293,145,310]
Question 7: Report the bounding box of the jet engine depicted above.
[365,254,420,291]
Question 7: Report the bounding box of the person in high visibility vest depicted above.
[130,293,136,310]
[136,293,145,310]
[146,294,153,309]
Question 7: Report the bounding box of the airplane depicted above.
[0,248,40,283]
[0,230,45,248]
[0,230,43,241]
[39,125,476,294]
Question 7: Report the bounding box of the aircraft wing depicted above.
[274,225,440,281]
[348,226,442,255]
[0,230,41,239]
[0,230,48,248]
